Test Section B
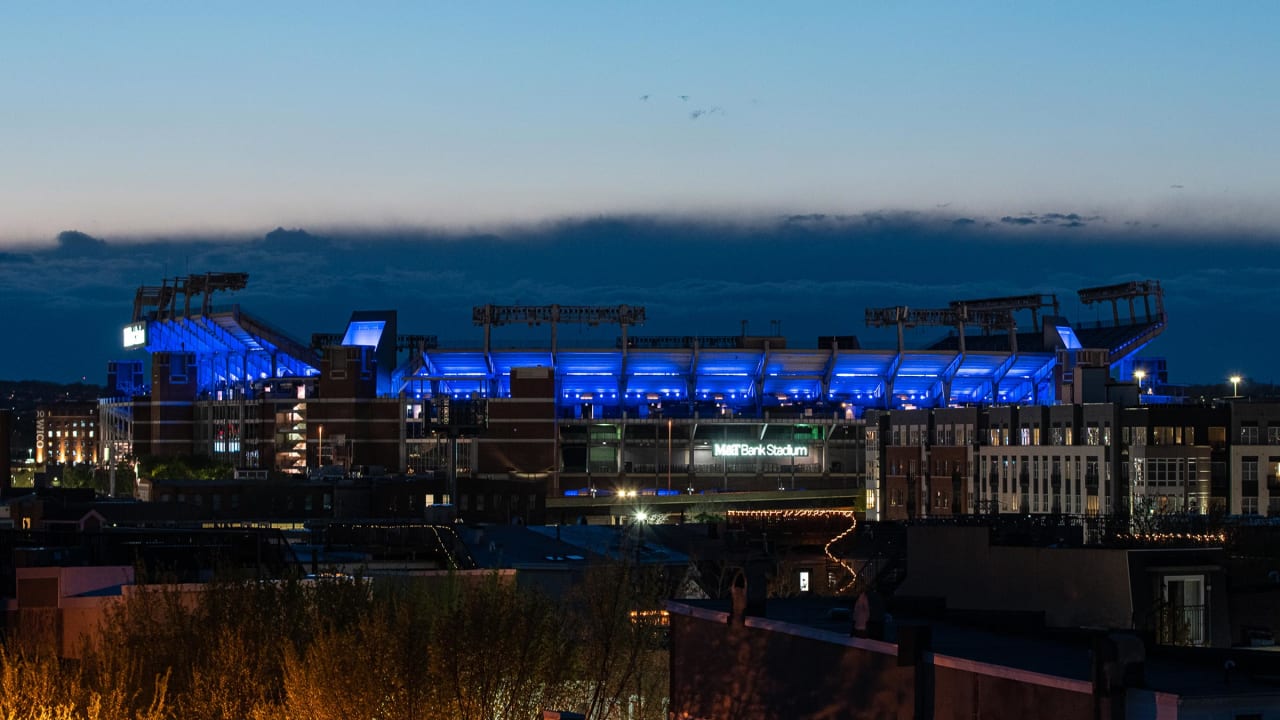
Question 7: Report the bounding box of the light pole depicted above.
[1133,368,1145,389]
[317,424,324,468]
[1230,375,1242,399]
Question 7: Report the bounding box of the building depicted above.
[98,275,1166,501]
[1,408,12,495]
[1228,402,1280,516]
[861,402,1242,526]
[35,401,100,467]
[667,595,1280,719]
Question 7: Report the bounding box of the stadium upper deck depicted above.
[121,275,1165,416]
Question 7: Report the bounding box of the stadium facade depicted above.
[99,274,1172,521]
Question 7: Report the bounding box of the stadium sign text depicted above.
[713,443,810,458]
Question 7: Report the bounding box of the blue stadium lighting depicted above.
[1056,325,1083,350]
[341,320,386,347]
[134,293,1152,414]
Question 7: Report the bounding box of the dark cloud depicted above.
[1000,211,1100,229]
[55,230,108,255]
[784,213,828,224]
[264,227,316,244]
[2,212,1278,384]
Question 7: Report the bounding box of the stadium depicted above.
[99,274,1166,519]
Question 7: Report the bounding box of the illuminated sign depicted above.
[712,443,810,458]
[35,409,45,464]
[123,323,147,349]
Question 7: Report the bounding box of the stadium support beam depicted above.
[866,306,1015,353]
[1077,280,1165,326]
[472,304,646,354]
[948,293,1059,333]
[133,273,249,322]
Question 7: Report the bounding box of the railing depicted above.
[1157,604,1206,647]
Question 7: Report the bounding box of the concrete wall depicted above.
[669,607,914,719]
[897,526,1134,630]
[668,603,1099,720]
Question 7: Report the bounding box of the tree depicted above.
[570,560,671,720]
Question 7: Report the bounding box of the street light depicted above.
[317,424,324,468]
[1230,375,1242,399]
[1133,369,1145,388]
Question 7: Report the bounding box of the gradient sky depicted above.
[3,4,1279,387]
[3,2,1280,240]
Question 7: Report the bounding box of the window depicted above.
[1242,424,1260,444]
[1243,458,1259,486]
[799,570,811,593]
[1086,425,1100,446]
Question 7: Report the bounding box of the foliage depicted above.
[56,465,134,495]
[685,498,726,524]
[0,644,169,720]
[139,454,234,481]
[2,566,670,719]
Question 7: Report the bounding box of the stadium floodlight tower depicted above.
[1076,280,1167,376]
[131,272,249,323]
[864,305,1015,353]
[1077,280,1165,326]
[472,303,646,354]
[948,292,1060,334]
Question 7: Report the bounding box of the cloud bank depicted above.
[1,211,1275,385]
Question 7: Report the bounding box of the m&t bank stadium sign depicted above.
[712,443,810,458]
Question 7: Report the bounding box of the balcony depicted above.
[1157,604,1206,647]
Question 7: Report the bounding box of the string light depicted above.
[726,509,860,594]
[823,513,859,595]
[726,509,855,520]
[1118,531,1226,544]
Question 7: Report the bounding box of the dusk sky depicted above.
[2,4,1278,385]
